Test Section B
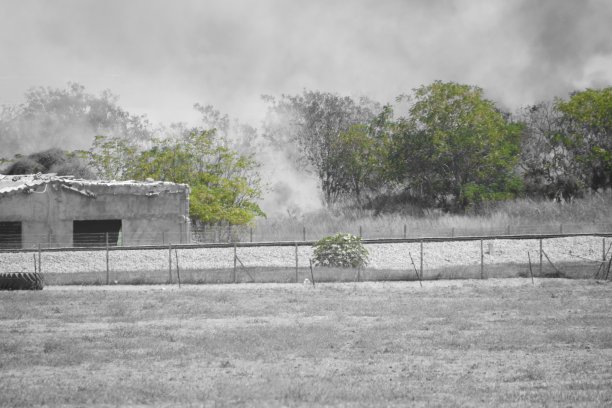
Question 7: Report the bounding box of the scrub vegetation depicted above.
[1,82,611,229]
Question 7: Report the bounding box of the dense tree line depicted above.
[264,82,612,212]
[1,81,611,224]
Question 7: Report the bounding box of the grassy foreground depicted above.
[1,280,611,407]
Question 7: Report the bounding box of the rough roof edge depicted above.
[0,174,189,199]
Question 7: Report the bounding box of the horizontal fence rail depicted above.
[2,222,612,249]
[1,232,611,253]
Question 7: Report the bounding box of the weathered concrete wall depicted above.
[0,180,190,247]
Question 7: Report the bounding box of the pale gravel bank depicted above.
[46,278,604,292]
[1,236,607,274]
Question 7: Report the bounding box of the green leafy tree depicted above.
[392,81,523,210]
[87,135,138,180]
[516,101,583,199]
[332,108,393,206]
[127,130,265,225]
[556,87,612,191]
[263,91,381,205]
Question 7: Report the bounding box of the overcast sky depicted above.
[1,0,611,128]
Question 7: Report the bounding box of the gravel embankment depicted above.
[0,236,607,274]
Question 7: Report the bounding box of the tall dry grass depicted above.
[254,193,612,241]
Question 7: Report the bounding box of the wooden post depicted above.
[539,239,543,276]
[603,238,606,261]
[295,242,299,283]
[303,226,306,241]
[542,250,561,274]
[174,248,181,288]
[228,224,232,243]
[480,239,484,279]
[38,243,42,274]
[420,240,423,279]
[527,252,534,285]
[105,233,109,285]
[308,259,316,287]
[409,252,422,287]
[168,243,172,283]
[233,244,237,283]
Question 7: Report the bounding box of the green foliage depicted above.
[332,108,393,205]
[555,87,612,191]
[312,233,369,268]
[391,81,523,210]
[263,91,381,205]
[88,135,138,180]
[126,130,265,226]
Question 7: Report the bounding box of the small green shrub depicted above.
[312,233,369,268]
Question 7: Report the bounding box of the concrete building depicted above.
[0,174,190,248]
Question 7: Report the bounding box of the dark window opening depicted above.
[73,220,122,247]
[0,221,22,249]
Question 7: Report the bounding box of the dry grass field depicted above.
[1,279,612,407]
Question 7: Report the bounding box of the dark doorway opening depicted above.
[73,220,122,247]
[0,221,22,249]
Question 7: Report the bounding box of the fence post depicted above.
[539,239,543,276]
[228,225,232,243]
[38,243,42,274]
[295,242,299,283]
[233,243,237,283]
[480,239,484,279]
[168,243,172,283]
[303,226,306,241]
[106,233,109,285]
[603,238,606,261]
[420,240,423,279]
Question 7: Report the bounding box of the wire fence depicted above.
[1,233,610,286]
[196,222,612,243]
[2,222,612,250]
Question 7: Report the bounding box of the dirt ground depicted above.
[1,279,612,407]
